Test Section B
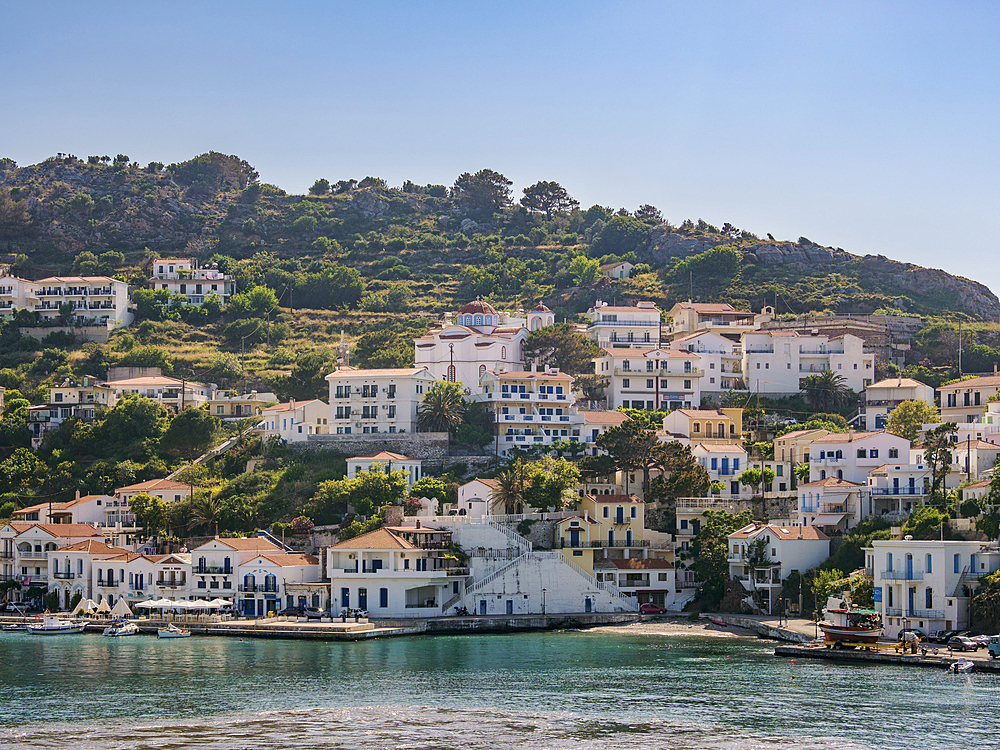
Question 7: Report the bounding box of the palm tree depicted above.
[800,370,850,413]
[417,381,466,433]
[187,493,221,534]
[490,460,529,515]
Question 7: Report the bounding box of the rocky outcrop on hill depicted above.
[648,227,1000,319]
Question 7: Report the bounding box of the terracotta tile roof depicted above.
[730,523,829,540]
[556,515,601,526]
[866,378,932,390]
[489,370,572,380]
[326,368,430,379]
[694,443,747,453]
[15,523,104,539]
[672,409,736,420]
[103,375,206,388]
[587,493,643,503]
[599,262,630,270]
[582,411,629,425]
[249,553,320,567]
[591,306,660,313]
[600,348,698,359]
[464,477,502,491]
[262,399,322,414]
[211,537,281,551]
[938,375,1000,391]
[58,539,129,555]
[674,302,743,313]
[775,429,832,441]
[35,275,119,284]
[348,452,416,462]
[332,527,416,550]
[797,477,864,488]
[813,430,891,444]
[117,478,194,494]
[609,558,673,570]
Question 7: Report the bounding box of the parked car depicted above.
[276,606,302,617]
[988,635,1000,660]
[928,630,949,643]
[948,636,978,652]
[640,603,667,615]
[300,606,326,620]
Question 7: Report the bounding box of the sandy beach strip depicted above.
[587,617,758,638]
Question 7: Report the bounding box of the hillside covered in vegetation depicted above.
[1,151,997,323]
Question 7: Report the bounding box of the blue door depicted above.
[584,597,592,613]
[906,555,913,579]
[242,598,254,615]
[479,599,487,615]
[908,587,915,614]
[358,588,367,610]
[341,587,350,609]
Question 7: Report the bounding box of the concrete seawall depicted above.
[775,644,1000,672]
[713,615,814,643]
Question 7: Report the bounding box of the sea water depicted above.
[1,629,998,749]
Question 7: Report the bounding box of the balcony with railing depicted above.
[881,568,924,580]
[96,578,118,588]
[238,584,279,593]
[906,608,944,619]
[52,571,75,579]
[590,319,659,327]
[156,578,186,588]
[869,487,926,496]
[195,566,232,575]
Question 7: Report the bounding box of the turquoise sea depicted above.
[1,628,998,749]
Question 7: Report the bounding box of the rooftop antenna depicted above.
[958,320,963,376]
[689,270,693,304]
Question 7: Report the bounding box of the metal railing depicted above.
[881,569,924,580]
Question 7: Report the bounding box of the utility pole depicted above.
[959,320,963,376]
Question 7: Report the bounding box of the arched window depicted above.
[474,315,482,326]
[954,554,960,573]
[501,346,506,359]
[244,574,255,590]
[447,365,456,382]
[925,587,933,609]
[264,574,277,592]
[925,554,932,573]
[820,470,826,479]
[479,365,486,379]
[837,470,843,479]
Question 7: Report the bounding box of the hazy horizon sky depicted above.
[4,2,998,297]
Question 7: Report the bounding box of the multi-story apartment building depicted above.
[662,408,743,443]
[692,443,748,497]
[117,478,197,506]
[101,374,215,411]
[31,275,131,329]
[579,410,629,456]
[326,366,435,435]
[595,348,702,411]
[669,330,745,397]
[327,524,470,617]
[868,539,1000,638]
[47,538,130,610]
[258,399,329,442]
[586,300,662,349]
[859,377,935,431]
[205,391,276,421]
[729,522,830,614]
[0,522,106,600]
[773,428,832,486]
[148,258,235,306]
[938,375,1000,424]
[476,366,574,455]
[0,275,31,315]
[797,476,866,533]
[236,551,321,617]
[807,430,910,484]
[664,302,766,340]
[741,331,873,397]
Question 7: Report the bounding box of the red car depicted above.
[639,603,667,615]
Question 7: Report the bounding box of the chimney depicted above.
[75,490,81,501]
[289,397,295,411]
[531,363,537,375]
[848,428,854,441]
[415,520,421,529]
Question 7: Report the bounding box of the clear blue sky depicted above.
[3,2,998,297]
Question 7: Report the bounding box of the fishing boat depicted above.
[26,614,88,635]
[102,619,139,637]
[157,623,191,639]
[818,596,883,645]
[947,658,974,674]
[709,618,728,627]
[2,623,28,632]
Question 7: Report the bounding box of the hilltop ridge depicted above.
[0,152,996,320]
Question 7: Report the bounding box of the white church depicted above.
[414,300,555,392]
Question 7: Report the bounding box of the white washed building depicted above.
[258,399,329,442]
[586,300,662,349]
[595,348,702,411]
[742,331,873,397]
[148,258,234,306]
[326,366,435,435]
[860,377,935,431]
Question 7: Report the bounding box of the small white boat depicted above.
[27,614,88,635]
[157,623,191,639]
[102,619,139,637]
[948,658,974,674]
[2,624,28,632]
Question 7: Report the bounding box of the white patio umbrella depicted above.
[110,598,133,618]
[207,598,230,607]
[134,600,158,609]
[187,600,214,609]
[96,599,112,613]
[74,598,98,614]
